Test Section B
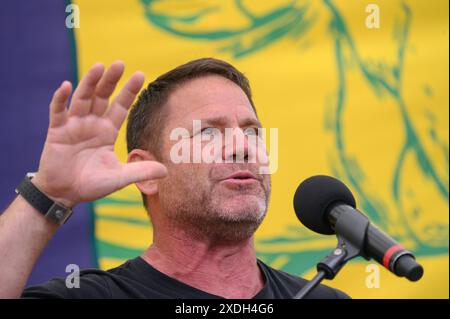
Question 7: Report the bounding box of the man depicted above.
[0,58,349,299]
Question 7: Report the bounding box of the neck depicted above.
[141,226,265,298]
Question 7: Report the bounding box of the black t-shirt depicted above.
[22,257,350,299]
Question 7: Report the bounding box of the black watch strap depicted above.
[15,174,72,225]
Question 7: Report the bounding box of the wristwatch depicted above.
[15,173,73,225]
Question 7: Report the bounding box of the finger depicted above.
[91,61,125,116]
[117,161,167,189]
[49,81,72,128]
[105,71,145,129]
[69,63,104,117]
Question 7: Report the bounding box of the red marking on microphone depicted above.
[383,244,403,269]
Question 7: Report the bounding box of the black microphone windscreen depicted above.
[293,175,356,235]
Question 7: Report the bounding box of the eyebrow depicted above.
[200,116,262,128]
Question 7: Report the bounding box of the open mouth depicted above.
[231,175,253,180]
[223,171,257,181]
[220,171,259,186]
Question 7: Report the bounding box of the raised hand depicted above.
[32,61,167,208]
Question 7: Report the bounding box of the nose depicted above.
[221,128,257,163]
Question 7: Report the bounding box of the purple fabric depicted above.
[0,1,95,286]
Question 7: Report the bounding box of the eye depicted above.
[201,127,219,136]
[243,127,258,136]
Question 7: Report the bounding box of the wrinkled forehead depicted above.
[164,75,258,128]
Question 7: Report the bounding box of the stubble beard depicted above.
[158,173,270,243]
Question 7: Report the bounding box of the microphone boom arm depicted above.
[293,206,370,299]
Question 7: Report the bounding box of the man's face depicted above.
[155,75,271,241]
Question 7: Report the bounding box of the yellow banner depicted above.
[74,0,449,298]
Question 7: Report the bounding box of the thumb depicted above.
[118,161,168,188]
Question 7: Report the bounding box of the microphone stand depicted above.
[294,270,326,299]
[294,210,370,299]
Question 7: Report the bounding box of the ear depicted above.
[128,149,162,197]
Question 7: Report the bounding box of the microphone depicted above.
[293,175,424,282]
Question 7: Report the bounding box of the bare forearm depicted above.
[0,195,58,298]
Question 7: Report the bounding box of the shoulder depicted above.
[22,268,115,299]
[258,260,351,299]
[21,259,141,299]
